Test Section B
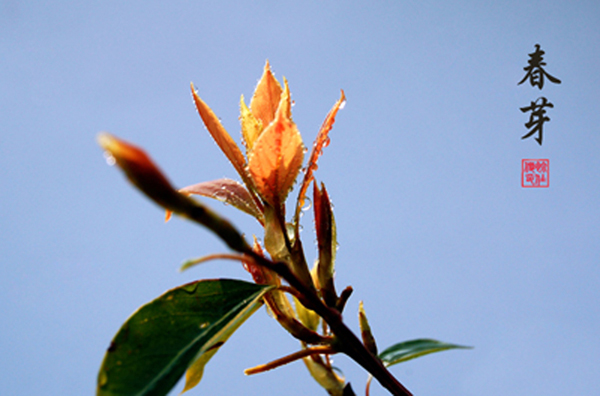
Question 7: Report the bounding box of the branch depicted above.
[244,346,337,375]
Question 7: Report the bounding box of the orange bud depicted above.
[98,133,189,212]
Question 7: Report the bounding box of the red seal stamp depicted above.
[522,159,549,188]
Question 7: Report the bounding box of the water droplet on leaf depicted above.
[103,151,116,166]
[301,197,312,212]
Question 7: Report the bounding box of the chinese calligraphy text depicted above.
[518,44,561,146]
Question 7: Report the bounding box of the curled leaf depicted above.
[179,178,263,222]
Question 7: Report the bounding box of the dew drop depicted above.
[339,100,347,110]
[301,197,312,212]
[199,322,209,329]
[323,137,331,148]
[103,151,116,166]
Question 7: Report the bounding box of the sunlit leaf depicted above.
[240,95,263,151]
[379,339,472,367]
[250,60,283,128]
[248,81,304,206]
[302,354,345,396]
[295,90,345,217]
[191,83,248,182]
[179,178,263,222]
[97,279,272,396]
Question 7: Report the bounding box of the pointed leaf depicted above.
[240,95,263,151]
[179,178,263,222]
[250,60,283,128]
[248,81,304,206]
[295,90,346,218]
[97,279,272,396]
[190,83,248,182]
[313,182,337,307]
[358,301,377,355]
[378,339,472,367]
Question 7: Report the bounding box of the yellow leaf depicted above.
[359,301,378,356]
[248,80,304,207]
[250,60,282,128]
[182,346,220,393]
[240,95,262,152]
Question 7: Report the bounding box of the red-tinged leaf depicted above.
[295,90,346,219]
[247,81,304,207]
[98,133,190,213]
[250,60,283,129]
[179,178,263,222]
[190,83,248,182]
[242,237,280,286]
[242,240,324,344]
[313,182,337,307]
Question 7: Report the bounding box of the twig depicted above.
[245,346,337,375]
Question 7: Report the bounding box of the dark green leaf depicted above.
[97,279,271,396]
[378,339,472,367]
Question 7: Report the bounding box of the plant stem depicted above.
[245,346,337,375]
[249,253,413,396]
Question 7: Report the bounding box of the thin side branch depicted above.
[245,346,337,375]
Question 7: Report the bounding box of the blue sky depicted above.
[1,1,599,395]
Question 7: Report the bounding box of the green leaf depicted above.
[378,339,472,367]
[97,279,272,396]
